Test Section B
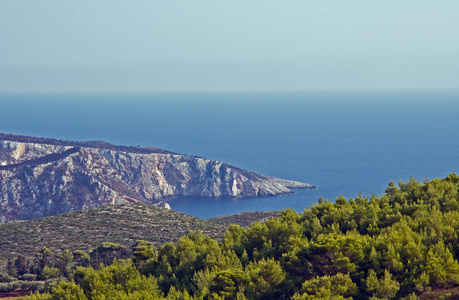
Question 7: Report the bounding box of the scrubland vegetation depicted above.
[0,204,225,261]
[2,173,459,299]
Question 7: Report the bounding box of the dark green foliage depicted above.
[14,173,459,299]
[209,269,248,299]
[56,250,74,278]
[89,242,130,268]
[73,250,90,268]
[27,260,163,300]
[41,266,61,280]
[293,273,358,299]
[245,258,285,298]
[131,240,156,266]
[33,247,55,277]
[0,272,15,283]
[73,260,163,299]
[14,255,31,276]
[0,279,44,297]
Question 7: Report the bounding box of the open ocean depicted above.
[1,89,458,219]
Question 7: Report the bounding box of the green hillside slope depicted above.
[0,204,225,261]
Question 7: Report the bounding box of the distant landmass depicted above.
[0,133,316,223]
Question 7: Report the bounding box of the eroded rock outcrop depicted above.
[0,134,316,223]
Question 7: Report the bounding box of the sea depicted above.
[1,89,458,219]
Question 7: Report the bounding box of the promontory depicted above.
[0,133,316,223]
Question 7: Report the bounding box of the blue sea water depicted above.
[1,89,459,219]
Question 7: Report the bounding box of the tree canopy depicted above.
[7,173,459,299]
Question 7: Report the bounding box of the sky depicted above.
[1,1,459,92]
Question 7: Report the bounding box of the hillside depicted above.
[208,210,280,227]
[0,133,316,223]
[0,203,226,261]
[11,173,459,300]
[0,203,283,262]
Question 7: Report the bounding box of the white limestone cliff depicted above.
[0,138,316,223]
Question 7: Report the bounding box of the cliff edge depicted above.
[0,133,316,223]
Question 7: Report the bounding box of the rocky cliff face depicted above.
[0,135,316,223]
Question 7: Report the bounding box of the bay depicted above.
[1,89,458,219]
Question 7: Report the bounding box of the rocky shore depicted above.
[0,134,316,223]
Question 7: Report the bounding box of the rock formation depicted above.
[0,134,316,223]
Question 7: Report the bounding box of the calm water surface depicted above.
[1,89,458,218]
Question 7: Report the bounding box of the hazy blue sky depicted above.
[1,1,458,92]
